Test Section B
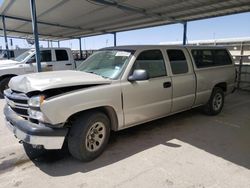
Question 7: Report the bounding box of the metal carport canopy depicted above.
[0,0,250,40]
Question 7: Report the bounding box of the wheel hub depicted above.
[213,93,222,111]
[85,122,105,152]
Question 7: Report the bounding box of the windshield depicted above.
[0,52,5,58]
[77,50,132,79]
[15,50,34,62]
[0,51,9,59]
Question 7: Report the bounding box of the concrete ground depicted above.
[0,91,250,188]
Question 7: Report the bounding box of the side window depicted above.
[29,55,36,63]
[214,50,232,66]
[9,51,14,58]
[191,49,232,68]
[55,50,69,61]
[167,50,188,74]
[133,50,167,78]
[191,50,213,68]
[40,50,52,62]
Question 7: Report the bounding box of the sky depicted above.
[1,12,250,50]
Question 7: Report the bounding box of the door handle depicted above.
[47,65,53,67]
[163,82,171,88]
[65,63,72,66]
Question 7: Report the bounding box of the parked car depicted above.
[0,48,75,97]
[3,45,236,161]
[0,49,29,60]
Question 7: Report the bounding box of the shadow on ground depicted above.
[24,91,250,176]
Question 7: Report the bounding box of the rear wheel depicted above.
[68,111,110,161]
[0,77,11,98]
[203,87,224,115]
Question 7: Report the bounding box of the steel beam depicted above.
[91,0,177,22]
[13,0,70,32]
[2,0,16,15]
[175,2,250,20]
[79,38,82,59]
[30,0,41,72]
[0,27,69,39]
[2,15,9,59]
[1,15,82,31]
[183,22,187,45]
[113,32,117,47]
[0,35,26,40]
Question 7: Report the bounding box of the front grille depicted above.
[4,89,29,118]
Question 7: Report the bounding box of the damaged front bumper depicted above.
[4,105,68,149]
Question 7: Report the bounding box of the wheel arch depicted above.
[0,74,17,81]
[67,106,119,131]
[214,82,227,92]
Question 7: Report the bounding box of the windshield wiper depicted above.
[85,71,110,79]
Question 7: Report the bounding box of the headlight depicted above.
[28,95,45,107]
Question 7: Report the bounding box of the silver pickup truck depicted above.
[4,45,236,161]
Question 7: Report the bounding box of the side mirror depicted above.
[128,69,149,82]
[26,58,36,64]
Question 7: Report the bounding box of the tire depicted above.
[23,142,69,162]
[0,77,11,98]
[23,142,48,159]
[68,111,110,161]
[203,87,224,115]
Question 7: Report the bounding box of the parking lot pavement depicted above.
[0,91,250,188]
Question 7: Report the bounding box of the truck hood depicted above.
[9,70,112,93]
[0,59,21,67]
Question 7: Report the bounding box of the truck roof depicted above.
[103,45,227,51]
[29,47,71,51]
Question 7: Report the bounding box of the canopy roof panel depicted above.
[0,0,249,40]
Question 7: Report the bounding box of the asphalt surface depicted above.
[0,91,250,188]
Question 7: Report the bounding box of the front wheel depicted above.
[203,87,224,115]
[0,77,11,98]
[68,111,110,161]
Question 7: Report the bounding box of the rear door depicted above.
[122,49,172,127]
[165,48,196,112]
[53,49,74,70]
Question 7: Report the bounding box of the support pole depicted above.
[2,15,9,59]
[51,40,53,47]
[114,32,117,46]
[79,38,82,59]
[58,41,60,47]
[29,0,41,72]
[237,42,244,89]
[47,40,49,47]
[183,22,187,45]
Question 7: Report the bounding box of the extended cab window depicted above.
[133,50,167,78]
[167,49,188,74]
[55,50,69,61]
[214,50,232,66]
[40,50,52,62]
[192,49,232,68]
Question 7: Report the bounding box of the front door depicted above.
[25,50,53,73]
[122,49,172,127]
